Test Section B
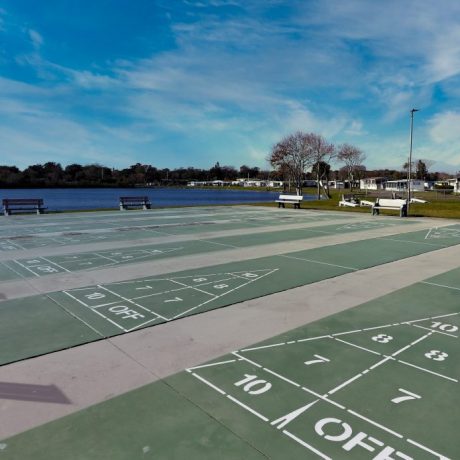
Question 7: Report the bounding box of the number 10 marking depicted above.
[234,374,272,395]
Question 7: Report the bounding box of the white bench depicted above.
[275,194,303,209]
[372,198,408,217]
[338,194,360,208]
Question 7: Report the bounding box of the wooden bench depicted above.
[372,198,408,217]
[119,196,151,211]
[275,194,303,209]
[3,198,46,216]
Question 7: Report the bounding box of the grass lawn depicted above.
[252,188,460,218]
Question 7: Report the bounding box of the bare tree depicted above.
[337,144,366,192]
[268,131,311,195]
[269,131,336,198]
[307,133,336,199]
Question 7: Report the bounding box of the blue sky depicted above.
[1,0,460,172]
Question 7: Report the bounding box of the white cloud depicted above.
[429,111,460,144]
[28,29,43,49]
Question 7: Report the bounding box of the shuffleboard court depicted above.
[0,219,415,281]
[2,263,458,459]
[1,224,460,366]
[0,208,360,251]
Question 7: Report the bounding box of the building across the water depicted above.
[385,179,425,192]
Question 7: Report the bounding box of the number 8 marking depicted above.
[372,334,393,344]
[424,350,448,361]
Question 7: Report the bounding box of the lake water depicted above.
[0,187,313,212]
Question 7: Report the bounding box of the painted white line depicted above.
[319,396,346,410]
[328,374,362,395]
[333,337,382,356]
[380,237,442,247]
[347,409,403,438]
[190,373,226,395]
[263,368,301,388]
[405,317,430,323]
[407,438,451,460]
[199,239,239,249]
[90,301,120,309]
[97,285,168,321]
[47,296,109,335]
[363,324,394,331]
[13,260,41,277]
[297,335,332,343]
[283,430,331,460]
[397,360,458,383]
[332,329,362,336]
[430,312,460,319]
[421,281,460,292]
[188,359,237,370]
[369,357,392,370]
[62,291,90,308]
[1,260,26,279]
[300,386,330,401]
[94,252,119,263]
[226,395,269,422]
[169,279,215,297]
[171,269,278,319]
[241,342,287,352]
[424,227,434,240]
[279,254,358,271]
[124,317,163,332]
[41,257,71,273]
[391,332,432,357]
[83,305,128,332]
[231,351,262,368]
[411,323,458,338]
[7,239,26,250]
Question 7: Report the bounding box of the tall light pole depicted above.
[407,108,419,209]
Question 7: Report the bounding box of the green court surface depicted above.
[2,265,458,459]
[0,219,413,281]
[0,208,356,251]
[1,225,460,366]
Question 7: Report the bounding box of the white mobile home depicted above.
[360,177,386,190]
[447,178,460,193]
[385,179,424,192]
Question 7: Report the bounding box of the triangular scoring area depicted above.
[89,269,279,322]
[425,226,460,240]
[163,268,279,320]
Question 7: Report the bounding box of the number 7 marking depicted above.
[391,388,421,404]
[304,354,330,366]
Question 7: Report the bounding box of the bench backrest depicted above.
[377,198,407,207]
[3,198,44,206]
[120,196,149,202]
[278,194,303,200]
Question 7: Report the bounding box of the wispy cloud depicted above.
[28,29,43,49]
[1,1,460,171]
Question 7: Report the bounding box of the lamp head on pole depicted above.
[411,108,419,114]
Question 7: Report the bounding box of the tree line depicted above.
[0,162,267,188]
[0,149,444,189]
